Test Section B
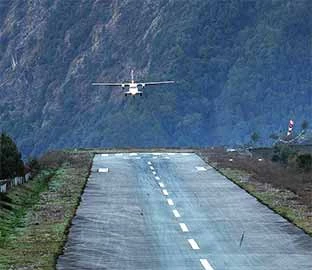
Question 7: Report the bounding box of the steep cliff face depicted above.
[0,0,311,156]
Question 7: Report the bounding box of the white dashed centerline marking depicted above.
[200,259,214,270]
[104,153,216,270]
[179,223,189,232]
[167,199,174,206]
[196,166,207,171]
[188,239,200,250]
[172,209,181,218]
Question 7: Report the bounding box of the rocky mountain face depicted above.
[0,0,311,156]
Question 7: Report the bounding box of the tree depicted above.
[250,132,260,146]
[0,133,24,179]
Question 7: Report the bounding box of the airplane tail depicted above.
[131,69,134,83]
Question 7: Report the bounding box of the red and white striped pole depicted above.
[287,119,294,136]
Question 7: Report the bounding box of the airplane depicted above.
[92,70,175,96]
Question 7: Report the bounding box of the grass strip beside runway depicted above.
[0,151,93,269]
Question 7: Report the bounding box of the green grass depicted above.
[0,170,53,246]
[0,152,92,269]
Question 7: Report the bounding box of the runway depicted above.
[57,153,312,270]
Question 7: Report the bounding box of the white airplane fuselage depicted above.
[125,83,143,96]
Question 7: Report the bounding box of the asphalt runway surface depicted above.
[57,153,312,270]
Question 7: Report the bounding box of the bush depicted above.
[271,145,297,165]
[296,154,312,172]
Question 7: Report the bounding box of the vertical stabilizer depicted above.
[131,69,134,83]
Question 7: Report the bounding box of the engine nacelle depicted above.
[140,83,146,89]
[121,84,125,89]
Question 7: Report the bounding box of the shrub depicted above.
[272,145,297,165]
[296,154,312,172]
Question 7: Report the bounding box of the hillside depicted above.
[0,0,311,156]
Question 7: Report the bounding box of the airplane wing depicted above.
[140,81,175,85]
[92,82,128,86]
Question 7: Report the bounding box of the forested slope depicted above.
[0,0,311,156]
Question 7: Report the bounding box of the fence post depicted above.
[0,172,32,193]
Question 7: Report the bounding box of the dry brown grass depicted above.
[39,150,93,169]
[199,147,312,208]
[198,147,312,235]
